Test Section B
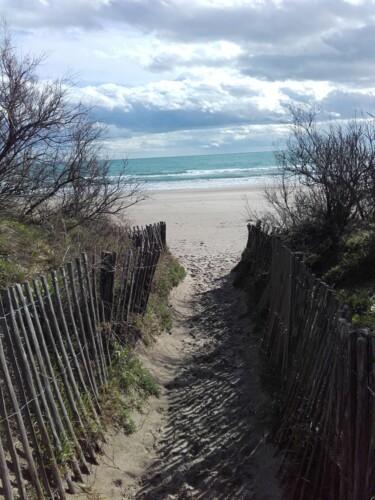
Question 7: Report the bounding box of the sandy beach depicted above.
[128,185,268,258]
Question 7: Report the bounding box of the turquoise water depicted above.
[110,151,279,190]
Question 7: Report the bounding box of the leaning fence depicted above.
[244,223,374,500]
[0,221,166,499]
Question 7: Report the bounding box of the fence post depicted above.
[100,251,117,323]
[160,221,166,249]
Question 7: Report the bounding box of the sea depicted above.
[110,150,279,190]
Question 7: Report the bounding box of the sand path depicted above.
[75,188,280,498]
[130,251,280,500]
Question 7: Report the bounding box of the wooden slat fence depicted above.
[244,223,375,500]
[0,221,166,499]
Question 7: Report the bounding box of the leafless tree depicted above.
[262,106,375,249]
[0,25,144,225]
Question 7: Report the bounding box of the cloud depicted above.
[73,74,375,142]
[108,0,375,51]
[239,21,375,85]
[321,90,375,118]
[74,74,288,135]
[8,0,375,87]
[144,41,242,73]
[4,0,375,156]
[3,0,107,30]
[103,122,288,158]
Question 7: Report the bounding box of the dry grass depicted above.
[0,215,132,290]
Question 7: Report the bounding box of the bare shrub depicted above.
[0,25,144,225]
[259,106,375,252]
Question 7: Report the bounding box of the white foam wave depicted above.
[136,165,279,179]
[143,174,278,191]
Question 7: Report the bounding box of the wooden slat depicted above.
[33,279,99,465]
[0,221,167,498]
[5,288,65,498]
[83,253,108,383]
[23,281,92,475]
[11,286,76,493]
[244,223,375,500]
[0,297,49,499]
[0,381,26,500]
[66,262,99,398]
[76,257,104,387]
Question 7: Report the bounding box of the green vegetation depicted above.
[0,215,132,290]
[322,229,375,286]
[100,345,160,434]
[303,228,375,328]
[133,252,186,342]
[0,216,55,287]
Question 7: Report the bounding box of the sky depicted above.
[3,0,375,158]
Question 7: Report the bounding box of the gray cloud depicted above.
[238,19,375,85]
[5,0,375,86]
[94,101,282,134]
[110,0,375,86]
[239,51,375,85]
[115,0,374,46]
[278,88,375,120]
[4,0,103,30]
[5,1,374,44]
[321,90,375,118]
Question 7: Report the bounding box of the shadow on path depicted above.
[136,264,280,500]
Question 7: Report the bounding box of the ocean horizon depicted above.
[110,151,280,190]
